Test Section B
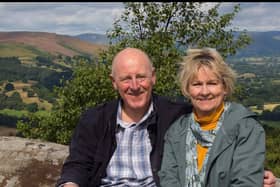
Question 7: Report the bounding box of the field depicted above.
[262,120,280,128]
[272,80,280,85]
[3,81,53,111]
[263,103,280,111]
[0,108,50,117]
[19,56,37,66]
[0,43,45,58]
[0,109,29,118]
[250,102,280,113]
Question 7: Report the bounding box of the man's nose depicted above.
[130,78,140,90]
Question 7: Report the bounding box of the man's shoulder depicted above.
[82,99,118,117]
[154,94,191,109]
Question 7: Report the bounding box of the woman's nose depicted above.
[200,84,210,95]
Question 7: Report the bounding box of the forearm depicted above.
[59,182,79,187]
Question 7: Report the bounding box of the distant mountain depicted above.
[74,33,110,45]
[235,31,280,58]
[73,31,280,58]
[0,31,107,58]
[2,31,280,59]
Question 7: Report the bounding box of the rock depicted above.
[0,136,68,187]
[0,136,279,187]
[277,178,280,187]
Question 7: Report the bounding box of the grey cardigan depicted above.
[159,102,265,187]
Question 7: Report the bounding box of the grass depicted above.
[0,109,29,118]
[264,103,280,111]
[261,120,280,128]
[2,80,53,111]
[19,56,37,66]
[0,109,51,118]
[250,102,280,112]
[0,43,38,57]
[272,80,280,85]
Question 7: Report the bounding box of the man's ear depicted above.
[152,68,156,85]
[110,74,118,90]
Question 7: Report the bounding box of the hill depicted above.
[74,33,110,45]
[232,31,280,58]
[74,31,280,58]
[0,31,110,118]
[0,31,107,58]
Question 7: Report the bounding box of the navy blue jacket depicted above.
[56,94,192,187]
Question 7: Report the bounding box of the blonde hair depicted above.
[178,48,236,99]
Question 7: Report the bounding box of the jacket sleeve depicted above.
[158,124,182,187]
[56,108,100,187]
[230,118,265,187]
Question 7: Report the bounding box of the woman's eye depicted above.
[209,82,217,85]
[192,83,201,86]
[208,81,220,85]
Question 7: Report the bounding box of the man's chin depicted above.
[125,95,151,109]
[127,101,148,110]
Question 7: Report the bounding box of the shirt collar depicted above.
[116,100,154,129]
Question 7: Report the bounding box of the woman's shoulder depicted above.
[224,102,264,135]
[166,114,191,136]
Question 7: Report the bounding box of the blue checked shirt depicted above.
[100,102,156,187]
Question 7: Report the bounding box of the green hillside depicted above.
[0,31,106,111]
[0,43,48,58]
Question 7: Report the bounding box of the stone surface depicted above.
[0,136,279,187]
[277,178,280,187]
[0,136,68,187]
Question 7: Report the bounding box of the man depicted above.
[57,48,276,187]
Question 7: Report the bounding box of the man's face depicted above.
[111,52,156,113]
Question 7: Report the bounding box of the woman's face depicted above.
[188,66,226,118]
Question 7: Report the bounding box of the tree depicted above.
[17,2,251,144]
[4,82,15,92]
[18,61,117,144]
[103,2,251,98]
[26,103,38,113]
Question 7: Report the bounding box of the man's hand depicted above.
[264,170,276,187]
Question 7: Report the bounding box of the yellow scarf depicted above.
[194,102,224,171]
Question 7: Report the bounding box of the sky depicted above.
[0,2,280,36]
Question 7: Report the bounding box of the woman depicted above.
[158,48,265,187]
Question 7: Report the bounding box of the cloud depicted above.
[1,2,280,35]
[0,2,124,35]
[221,2,280,31]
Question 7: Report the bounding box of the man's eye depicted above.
[121,78,131,82]
[136,76,147,81]
[137,77,145,81]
